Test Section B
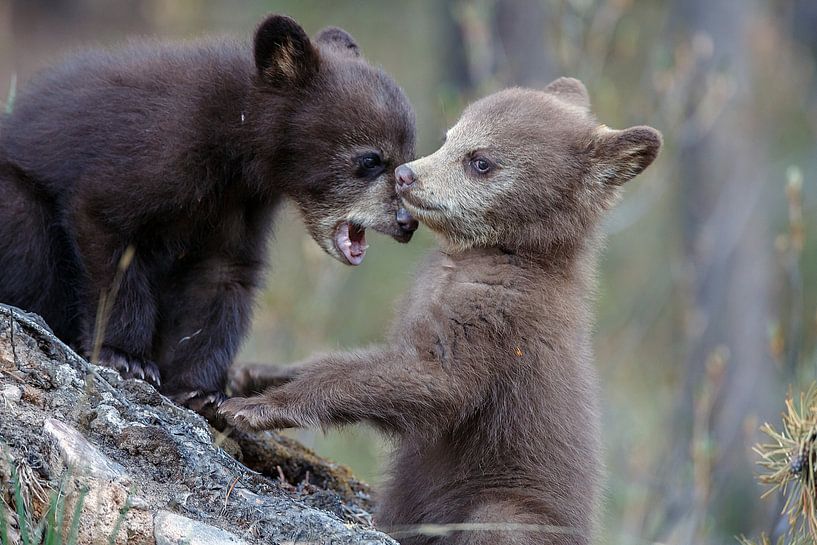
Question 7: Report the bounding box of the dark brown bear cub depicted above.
[0,15,417,407]
[225,77,661,544]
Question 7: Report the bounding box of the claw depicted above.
[173,390,201,403]
[171,390,227,412]
[97,347,160,387]
[145,367,162,386]
[207,392,226,408]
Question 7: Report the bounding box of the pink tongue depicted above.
[336,223,367,265]
[349,228,367,260]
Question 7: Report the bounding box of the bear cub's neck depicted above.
[443,236,599,295]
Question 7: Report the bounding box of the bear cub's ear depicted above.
[545,77,590,109]
[254,14,320,86]
[314,27,361,58]
[590,126,662,186]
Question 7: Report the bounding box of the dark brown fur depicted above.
[222,79,662,544]
[0,15,416,406]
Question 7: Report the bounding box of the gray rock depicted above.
[89,403,127,435]
[0,304,397,545]
[154,511,249,545]
[1,384,22,404]
[43,417,128,481]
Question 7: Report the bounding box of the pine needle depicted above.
[751,383,817,543]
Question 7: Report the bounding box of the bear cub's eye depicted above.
[361,154,380,169]
[356,152,385,178]
[470,156,494,175]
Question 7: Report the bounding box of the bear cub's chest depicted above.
[397,263,507,366]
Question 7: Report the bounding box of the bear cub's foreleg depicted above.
[222,346,476,434]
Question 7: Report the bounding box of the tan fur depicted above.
[222,77,662,545]
[272,40,298,80]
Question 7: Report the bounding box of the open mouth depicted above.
[334,221,368,266]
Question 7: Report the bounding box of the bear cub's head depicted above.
[249,15,417,266]
[395,78,661,255]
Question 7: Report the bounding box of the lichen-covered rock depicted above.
[154,511,248,545]
[43,418,128,480]
[0,304,396,545]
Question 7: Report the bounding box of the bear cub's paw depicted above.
[171,390,228,412]
[227,363,299,396]
[164,391,228,424]
[220,395,303,431]
[97,345,161,386]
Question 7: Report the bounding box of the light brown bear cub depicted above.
[222,78,661,545]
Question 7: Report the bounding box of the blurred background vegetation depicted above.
[1,1,816,543]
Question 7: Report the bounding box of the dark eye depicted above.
[355,152,385,179]
[359,153,383,171]
[471,157,493,175]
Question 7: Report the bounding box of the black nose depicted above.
[395,164,415,189]
[397,207,418,233]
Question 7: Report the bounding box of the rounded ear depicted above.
[314,27,361,58]
[590,126,662,185]
[544,77,590,109]
[254,14,320,86]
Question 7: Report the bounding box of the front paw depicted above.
[171,390,227,412]
[227,362,298,395]
[220,395,304,431]
[97,346,161,386]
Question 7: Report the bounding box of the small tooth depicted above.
[343,240,352,248]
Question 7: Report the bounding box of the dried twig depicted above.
[91,245,135,364]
